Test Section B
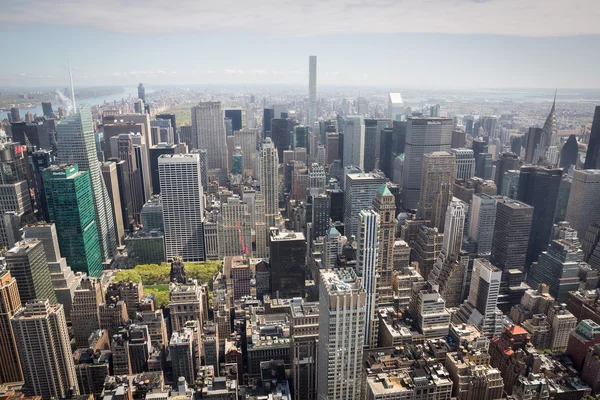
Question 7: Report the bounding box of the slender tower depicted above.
[259,138,280,229]
[56,105,116,262]
[308,56,317,126]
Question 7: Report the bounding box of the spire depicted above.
[67,52,76,114]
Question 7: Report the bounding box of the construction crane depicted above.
[236,220,249,255]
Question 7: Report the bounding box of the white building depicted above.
[468,194,501,256]
[258,138,280,230]
[159,153,205,261]
[450,148,475,180]
[388,93,404,120]
[342,115,365,169]
[356,210,380,347]
[191,102,228,171]
[565,169,600,239]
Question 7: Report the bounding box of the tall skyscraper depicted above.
[372,185,396,307]
[317,269,366,400]
[455,258,504,338]
[159,153,205,261]
[356,210,379,347]
[258,138,279,229]
[308,55,317,126]
[6,239,56,305]
[311,193,330,238]
[217,196,252,258]
[402,117,453,209]
[585,106,600,169]
[536,95,558,166]
[342,115,365,169]
[137,83,145,102]
[191,102,227,171]
[0,268,23,384]
[269,230,306,298]
[560,134,579,172]
[418,151,456,232]
[450,148,475,180]
[262,108,274,139]
[43,165,103,277]
[71,278,103,348]
[490,198,533,272]
[323,227,342,268]
[517,165,562,266]
[565,169,600,239]
[233,128,258,174]
[56,104,116,262]
[495,152,520,191]
[12,299,79,399]
[100,161,126,246]
[388,93,404,120]
[343,171,386,238]
[468,193,501,256]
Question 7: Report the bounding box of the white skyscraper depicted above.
[468,194,500,256]
[343,171,387,238]
[441,198,467,259]
[308,56,317,126]
[388,93,404,120]
[258,138,279,229]
[159,153,205,261]
[56,104,116,262]
[356,209,380,347]
[191,102,228,171]
[317,268,366,400]
[342,115,365,169]
[323,226,342,268]
[450,148,475,180]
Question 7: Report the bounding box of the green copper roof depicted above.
[377,184,393,196]
[327,226,340,236]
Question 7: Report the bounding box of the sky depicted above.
[1,0,600,89]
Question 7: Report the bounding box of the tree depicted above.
[114,269,142,283]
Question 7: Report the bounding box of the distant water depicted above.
[15,87,154,116]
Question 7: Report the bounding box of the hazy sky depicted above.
[2,0,599,88]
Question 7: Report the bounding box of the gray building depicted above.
[490,199,533,272]
[343,171,386,238]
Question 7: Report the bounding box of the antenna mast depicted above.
[67,52,76,113]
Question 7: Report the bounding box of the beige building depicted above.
[0,268,22,384]
[71,278,104,348]
[418,151,456,232]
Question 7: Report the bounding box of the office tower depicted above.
[479,116,499,138]
[43,165,103,277]
[418,151,456,232]
[270,230,306,298]
[549,306,577,352]
[565,169,600,239]
[10,121,51,149]
[363,119,383,172]
[271,118,298,161]
[412,225,443,280]
[472,137,488,159]
[234,128,258,174]
[103,122,145,159]
[290,300,319,400]
[149,143,177,195]
[560,134,579,171]
[402,117,453,209]
[231,147,243,175]
[71,279,103,348]
[451,129,467,148]
[356,210,379,347]
[343,171,386,237]
[0,268,23,384]
[150,118,174,144]
[262,108,274,139]
[585,106,600,169]
[372,185,396,307]
[110,135,145,227]
[455,259,504,338]
[490,198,533,272]
[495,152,520,191]
[525,127,543,164]
[311,193,330,238]
[217,196,251,258]
[191,102,227,171]
[100,161,125,246]
[137,83,145,102]
[317,269,366,400]
[4,239,52,307]
[12,300,78,399]
[258,138,279,229]
[308,55,317,125]
[468,194,500,256]
[56,104,116,262]
[156,113,176,136]
[9,107,20,122]
[475,152,493,180]
[325,133,340,164]
[254,194,268,258]
[517,165,562,266]
[224,109,242,132]
[388,93,404,120]
[293,125,309,150]
[450,148,475,180]
[169,279,203,331]
[342,115,365,169]
[41,102,54,118]
[159,153,205,261]
[409,281,451,339]
[323,227,342,268]
[501,169,520,198]
[31,149,53,221]
[179,124,192,146]
[527,240,583,302]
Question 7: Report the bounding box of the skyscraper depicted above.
[525,127,543,164]
[356,210,379,347]
[311,193,331,239]
[159,153,205,261]
[495,152,520,191]
[137,83,145,102]
[6,239,56,305]
[12,299,79,399]
[43,164,103,277]
[560,134,579,172]
[56,104,116,262]
[0,268,22,384]
[343,171,386,238]
[418,151,456,232]
[517,165,562,266]
[258,138,279,229]
[372,184,396,307]
[537,95,558,165]
[565,169,600,239]
[402,117,453,209]
[342,115,365,169]
[269,230,306,298]
[308,55,317,126]
[100,161,125,246]
[191,102,227,171]
[585,106,600,169]
[217,196,252,258]
[233,128,258,174]
[71,278,103,348]
[468,193,501,256]
[450,148,475,180]
[317,269,366,400]
[490,198,533,272]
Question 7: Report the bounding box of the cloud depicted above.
[1,0,598,37]
[110,70,176,77]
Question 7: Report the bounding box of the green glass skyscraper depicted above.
[43,164,103,277]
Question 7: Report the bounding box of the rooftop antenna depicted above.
[67,51,76,114]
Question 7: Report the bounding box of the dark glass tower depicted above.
[224,109,242,132]
[560,134,579,172]
[263,108,274,139]
[495,152,520,191]
[584,106,600,169]
[269,230,306,298]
